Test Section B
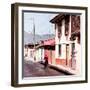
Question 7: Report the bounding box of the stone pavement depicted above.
[23,60,71,77]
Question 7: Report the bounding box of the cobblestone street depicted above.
[23,60,70,77]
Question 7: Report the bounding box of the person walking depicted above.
[44,55,48,69]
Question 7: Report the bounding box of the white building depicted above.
[50,14,81,74]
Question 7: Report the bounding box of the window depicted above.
[72,43,75,55]
[59,45,61,56]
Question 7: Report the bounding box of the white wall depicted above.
[0,0,89,90]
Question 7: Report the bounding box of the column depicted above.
[55,24,59,44]
[60,19,66,59]
[68,15,72,66]
[55,24,59,58]
[61,44,66,59]
[61,19,66,42]
[75,37,81,74]
[68,15,71,40]
[55,44,59,58]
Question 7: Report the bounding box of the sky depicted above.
[24,12,58,35]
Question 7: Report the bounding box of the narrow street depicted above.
[23,60,70,77]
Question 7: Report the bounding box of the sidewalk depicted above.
[24,57,76,75]
[49,64,76,75]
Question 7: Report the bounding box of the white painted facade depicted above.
[24,47,34,61]
[24,46,45,62]
[54,15,81,74]
[35,48,44,62]
[55,18,71,60]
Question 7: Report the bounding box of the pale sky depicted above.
[24,12,58,35]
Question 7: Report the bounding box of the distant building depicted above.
[50,14,81,74]
[35,38,55,64]
[24,38,55,63]
[24,31,55,62]
[42,38,55,64]
[24,43,39,61]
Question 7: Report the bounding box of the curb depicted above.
[49,64,75,75]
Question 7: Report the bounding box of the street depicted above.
[23,60,70,77]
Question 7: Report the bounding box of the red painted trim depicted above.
[55,58,76,68]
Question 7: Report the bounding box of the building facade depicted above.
[35,38,55,64]
[50,14,81,74]
[24,44,39,61]
[24,39,55,64]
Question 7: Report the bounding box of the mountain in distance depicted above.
[41,34,55,40]
[24,31,55,45]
